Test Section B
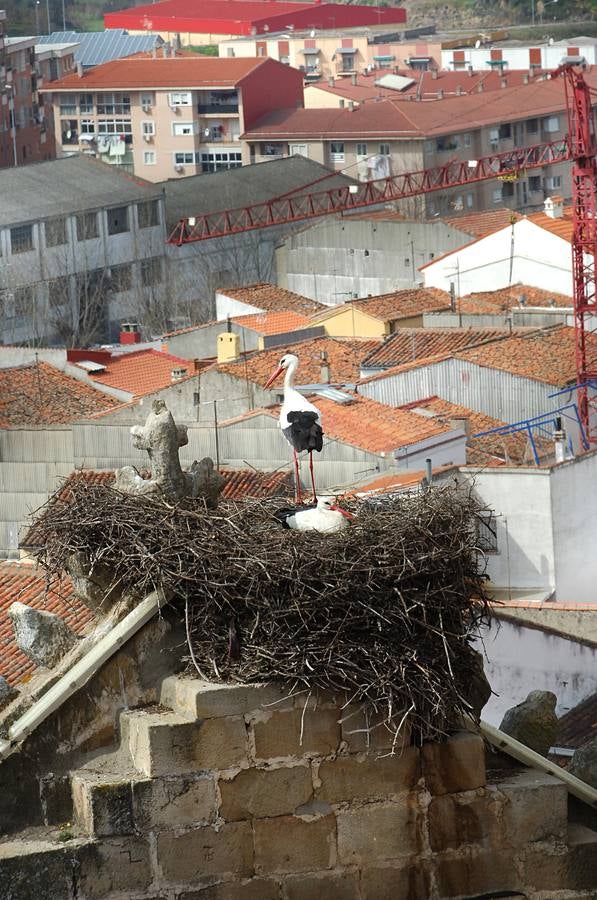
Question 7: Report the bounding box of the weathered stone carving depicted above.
[9,601,78,668]
[499,690,559,757]
[0,676,18,711]
[568,737,597,789]
[114,399,224,506]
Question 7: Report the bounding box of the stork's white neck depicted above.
[284,359,298,390]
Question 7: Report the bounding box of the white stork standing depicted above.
[264,353,323,503]
[274,496,354,533]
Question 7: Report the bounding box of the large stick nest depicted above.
[31,480,492,742]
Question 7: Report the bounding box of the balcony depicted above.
[197,102,239,115]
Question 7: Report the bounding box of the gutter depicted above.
[479,718,597,809]
[0,590,163,763]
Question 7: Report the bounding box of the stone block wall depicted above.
[0,676,596,899]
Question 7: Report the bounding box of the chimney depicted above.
[553,416,567,463]
[328,75,335,87]
[217,331,240,363]
[437,89,443,100]
[456,84,463,95]
[119,322,141,345]
[544,195,564,219]
[348,100,355,111]
[523,73,529,84]
[171,365,188,382]
[351,72,357,86]
[320,350,330,383]
[518,293,526,307]
[477,82,484,92]
[450,416,470,437]
[76,61,83,78]
[501,77,507,88]
[424,458,433,490]
[431,68,438,80]
[468,65,474,76]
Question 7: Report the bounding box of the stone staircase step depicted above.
[72,771,134,838]
[0,832,92,900]
[160,674,293,721]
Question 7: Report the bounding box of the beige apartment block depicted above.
[41,55,303,182]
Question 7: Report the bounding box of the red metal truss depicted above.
[168,138,569,245]
[553,64,597,442]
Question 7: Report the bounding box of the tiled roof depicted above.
[556,691,597,750]
[244,70,597,139]
[0,563,94,687]
[216,336,380,386]
[442,208,522,238]
[315,392,452,453]
[527,206,574,243]
[361,327,514,370]
[42,56,269,91]
[456,325,593,387]
[83,349,195,397]
[313,288,451,324]
[219,467,293,500]
[456,285,573,314]
[407,396,552,467]
[219,283,324,316]
[231,310,311,335]
[0,362,118,428]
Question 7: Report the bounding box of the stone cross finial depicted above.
[114,400,224,506]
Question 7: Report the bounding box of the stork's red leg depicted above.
[293,449,302,503]
[309,451,317,504]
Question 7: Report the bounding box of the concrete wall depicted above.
[423,307,572,329]
[277,216,471,305]
[551,451,597,603]
[165,321,258,360]
[478,616,597,726]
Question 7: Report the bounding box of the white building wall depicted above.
[476,617,597,727]
[550,450,597,603]
[441,41,597,71]
[421,219,572,297]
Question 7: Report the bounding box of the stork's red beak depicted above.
[330,504,354,520]
[264,365,285,389]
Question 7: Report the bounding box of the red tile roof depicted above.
[82,349,195,397]
[0,563,94,687]
[361,327,514,369]
[556,691,597,750]
[220,283,324,316]
[244,70,597,139]
[442,208,522,238]
[456,285,573,315]
[216,336,380,386]
[231,310,311,335]
[456,325,593,387]
[527,206,574,243]
[0,362,118,428]
[43,56,270,91]
[313,288,451,324]
[219,467,293,500]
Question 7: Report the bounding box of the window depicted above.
[96,92,130,114]
[76,212,98,241]
[488,128,499,151]
[45,217,67,247]
[200,150,242,173]
[437,136,459,151]
[260,143,283,157]
[501,181,514,198]
[379,143,390,156]
[79,93,93,114]
[424,139,434,153]
[80,118,95,134]
[172,121,194,136]
[466,192,474,208]
[463,133,472,148]
[13,285,34,317]
[356,143,368,157]
[330,142,344,162]
[138,199,160,229]
[10,224,33,253]
[174,152,195,166]
[144,151,156,165]
[476,512,498,553]
[498,123,512,140]
[142,120,155,137]
[106,205,129,235]
[59,94,77,115]
[48,275,70,308]
[110,262,132,292]
[528,175,542,193]
[341,54,355,72]
[96,119,132,135]
[543,116,560,133]
[141,257,162,287]
[492,187,503,204]
[169,91,192,107]
[545,175,562,190]
[61,119,78,144]
[527,118,539,134]
[140,92,154,108]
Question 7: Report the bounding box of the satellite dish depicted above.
[474,40,481,49]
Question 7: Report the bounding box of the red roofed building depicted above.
[43,56,303,181]
[67,348,196,400]
[105,0,406,46]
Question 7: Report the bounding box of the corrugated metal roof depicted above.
[37,29,163,68]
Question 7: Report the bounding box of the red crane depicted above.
[552,62,597,442]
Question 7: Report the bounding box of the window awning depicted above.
[408,56,431,62]
[336,47,356,54]
[487,59,506,66]
[373,54,395,60]
[300,47,320,55]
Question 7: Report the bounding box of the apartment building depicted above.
[220,30,442,81]
[42,55,303,181]
[0,156,167,346]
[441,37,597,71]
[243,71,593,216]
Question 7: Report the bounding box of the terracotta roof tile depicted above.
[442,208,522,238]
[219,467,293,500]
[556,691,597,750]
[361,327,515,370]
[220,283,324,316]
[216,336,380,386]
[42,56,269,91]
[83,349,195,397]
[0,563,94,687]
[0,362,118,428]
[456,325,594,387]
[527,206,574,242]
[313,288,451,325]
[231,310,311,335]
[455,285,573,315]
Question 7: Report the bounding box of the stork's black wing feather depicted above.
[284,411,324,453]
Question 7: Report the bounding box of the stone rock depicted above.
[114,399,224,505]
[499,690,558,756]
[463,649,493,718]
[0,676,18,710]
[568,737,597,789]
[9,601,78,668]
